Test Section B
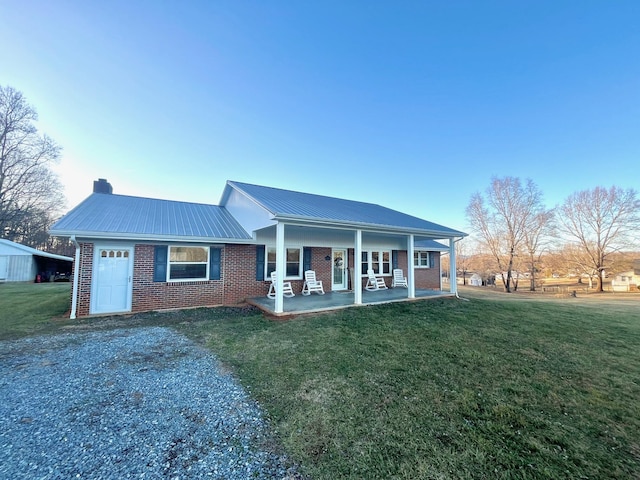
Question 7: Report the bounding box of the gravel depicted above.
[0,327,297,479]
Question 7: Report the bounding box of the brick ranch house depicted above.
[50,179,467,318]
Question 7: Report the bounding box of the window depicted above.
[100,249,129,259]
[169,246,209,280]
[266,247,302,279]
[414,251,431,268]
[361,250,391,275]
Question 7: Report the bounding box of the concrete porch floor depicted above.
[247,288,455,316]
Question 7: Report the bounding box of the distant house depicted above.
[611,268,640,292]
[469,273,483,286]
[0,239,73,283]
[50,179,467,318]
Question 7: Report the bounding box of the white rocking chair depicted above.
[392,268,408,288]
[365,269,388,291]
[301,270,325,295]
[267,271,295,299]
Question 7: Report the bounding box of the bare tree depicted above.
[558,186,640,292]
[0,85,64,245]
[466,177,549,292]
[522,209,555,291]
[456,239,471,285]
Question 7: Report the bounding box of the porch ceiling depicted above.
[254,223,452,248]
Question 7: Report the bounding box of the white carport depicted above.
[0,239,73,282]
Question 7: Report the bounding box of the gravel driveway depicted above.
[0,327,296,479]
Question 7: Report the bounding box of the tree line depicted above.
[0,85,71,254]
[464,177,640,292]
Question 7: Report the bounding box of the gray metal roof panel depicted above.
[0,239,73,261]
[51,193,252,240]
[228,181,466,237]
[414,239,449,250]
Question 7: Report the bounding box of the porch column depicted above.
[449,237,457,295]
[407,234,415,299]
[354,229,362,305]
[275,222,286,313]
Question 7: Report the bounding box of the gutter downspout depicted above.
[70,236,80,319]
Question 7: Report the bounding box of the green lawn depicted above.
[1,284,638,478]
[176,294,640,479]
[0,282,71,339]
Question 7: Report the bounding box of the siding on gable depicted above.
[224,188,275,234]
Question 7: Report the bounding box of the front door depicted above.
[332,249,348,290]
[91,246,133,314]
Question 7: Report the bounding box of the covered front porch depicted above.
[258,220,460,315]
[248,288,455,316]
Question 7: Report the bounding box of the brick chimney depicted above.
[93,178,113,194]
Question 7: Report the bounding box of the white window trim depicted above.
[361,249,392,276]
[167,245,210,282]
[266,246,303,280]
[414,251,432,269]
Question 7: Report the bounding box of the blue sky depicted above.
[2,0,638,232]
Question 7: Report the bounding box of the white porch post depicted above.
[439,251,443,290]
[275,222,286,313]
[408,234,415,299]
[449,237,457,295]
[354,229,362,305]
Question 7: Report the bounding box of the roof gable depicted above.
[224,181,465,237]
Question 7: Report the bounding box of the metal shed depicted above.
[0,239,73,282]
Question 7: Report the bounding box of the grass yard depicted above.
[175,293,640,479]
[1,284,638,478]
[0,282,71,339]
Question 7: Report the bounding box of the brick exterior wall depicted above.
[132,244,224,312]
[394,250,441,289]
[309,247,332,290]
[414,258,441,290]
[255,247,333,296]
[346,248,441,290]
[76,242,93,317]
[222,244,270,303]
[71,243,443,317]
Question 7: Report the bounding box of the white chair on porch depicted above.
[392,268,408,288]
[365,269,388,291]
[267,271,295,299]
[301,270,325,295]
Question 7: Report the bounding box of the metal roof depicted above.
[226,181,466,237]
[50,193,252,241]
[414,239,449,251]
[0,239,73,261]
